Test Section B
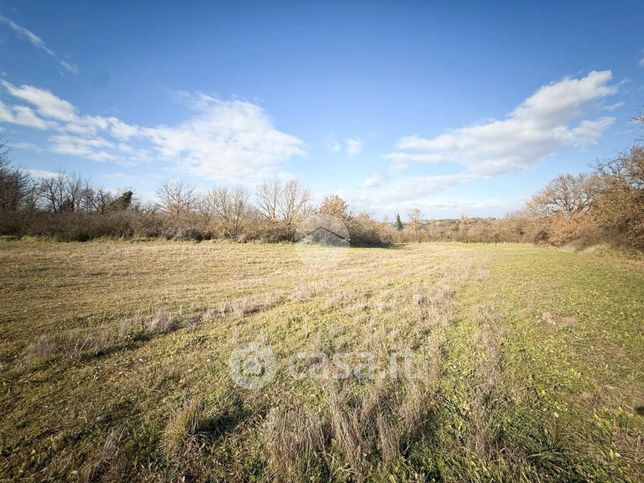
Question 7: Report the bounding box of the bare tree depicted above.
[407,208,424,242]
[256,179,282,221]
[278,179,310,226]
[87,187,115,214]
[0,141,35,211]
[205,186,249,235]
[595,146,644,191]
[407,208,422,225]
[39,171,91,213]
[156,181,200,216]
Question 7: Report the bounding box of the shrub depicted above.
[347,214,394,247]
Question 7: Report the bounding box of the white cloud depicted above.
[374,174,479,203]
[601,101,624,111]
[361,170,389,188]
[12,105,49,129]
[354,70,620,217]
[2,81,77,121]
[142,98,306,181]
[345,138,363,155]
[344,176,520,218]
[49,134,118,162]
[383,152,441,173]
[0,98,50,129]
[0,16,78,74]
[0,82,305,183]
[384,152,442,164]
[349,173,478,211]
[387,70,618,176]
[26,168,60,179]
[326,137,363,156]
[10,141,44,152]
[572,117,615,147]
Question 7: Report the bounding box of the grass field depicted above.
[0,240,642,481]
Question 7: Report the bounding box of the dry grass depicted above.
[161,399,208,462]
[219,293,284,318]
[265,406,328,480]
[262,378,440,481]
[0,240,642,481]
[86,428,126,482]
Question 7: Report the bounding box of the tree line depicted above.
[391,141,642,250]
[0,130,641,249]
[0,142,392,245]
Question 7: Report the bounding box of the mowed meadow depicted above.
[0,240,642,481]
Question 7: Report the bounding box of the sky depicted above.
[0,0,642,219]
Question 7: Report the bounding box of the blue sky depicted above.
[0,0,642,219]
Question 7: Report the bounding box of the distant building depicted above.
[294,214,350,247]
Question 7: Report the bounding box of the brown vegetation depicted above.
[1,133,642,249]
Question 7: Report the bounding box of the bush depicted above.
[347,214,394,247]
[0,139,641,249]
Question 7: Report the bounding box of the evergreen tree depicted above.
[109,190,133,211]
[395,213,403,231]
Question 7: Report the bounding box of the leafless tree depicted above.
[0,140,35,211]
[205,186,249,235]
[87,187,115,214]
[407,208,422,225]
[156,181,201,216]
[256,179,282,221]
[278,179,310,226]
[407,208,423,242]
[595,146,644,191]
[39,171,92,213]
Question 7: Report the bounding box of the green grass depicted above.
[0,240,642,481]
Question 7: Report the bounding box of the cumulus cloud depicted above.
[0,82,305,183]
[354,70,620,217]
[0,16,78,74]
[141,97,305,181]
[387,70,618,176]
